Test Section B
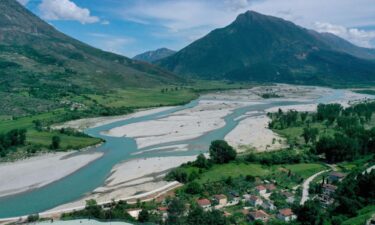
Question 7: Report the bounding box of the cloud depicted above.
[39,0,99,24]
[101,20,110,25]
[89,33,134,55]
[120,0,252,32]
[17,0,29,6]
[315,22,375,48]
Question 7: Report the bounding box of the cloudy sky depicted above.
[19,0,375,57]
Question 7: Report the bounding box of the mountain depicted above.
[133,48,176,63]
[158,11,375,85]
[0,0,184,115]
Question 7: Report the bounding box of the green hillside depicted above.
[158,11,375,85]
[0,0,185,116]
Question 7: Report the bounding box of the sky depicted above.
[18,0,375,58]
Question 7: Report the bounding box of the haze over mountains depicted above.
[133,48,176,63]
[158,11,375,85]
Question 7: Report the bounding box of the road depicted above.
[300,169,330,205]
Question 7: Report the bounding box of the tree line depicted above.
[0,129,26,157]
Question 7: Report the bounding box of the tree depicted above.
[209,140,236,164]
[138,209,150,223]
[85,199,101,218]
[195,153,210,169]
[295,200,324,225]
[167,198,186,225]
[185,181,202,194]
[302,127,319,144]
[50,135,61,149]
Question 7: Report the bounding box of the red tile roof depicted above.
[249,210,269,219]
[158,207,168,212]
[256,185,266,191]
[265,184,276,191]
[197,199,211,206]
[279,208,294,217]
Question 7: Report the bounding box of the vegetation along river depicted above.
[0,89,353,218]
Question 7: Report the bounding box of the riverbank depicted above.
[0,149,103,198]
[1,84,372,220]
[47,156,196,211]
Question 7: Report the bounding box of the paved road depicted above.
[300,169,330,205]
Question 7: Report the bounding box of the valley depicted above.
[0,84,372,223]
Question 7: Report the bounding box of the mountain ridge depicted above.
[133,48,176,63]
[158,10,375,85]
[0,0,184,115]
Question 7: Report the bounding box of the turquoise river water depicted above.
[0,89,353,218]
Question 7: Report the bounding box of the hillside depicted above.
[133,48,176,63]
[0,0,183,116]
[158,11,375,85]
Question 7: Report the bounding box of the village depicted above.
[121,171,347,224]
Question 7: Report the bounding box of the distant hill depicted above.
[158,11,375,85]
[133,48,176,63]
[0,0,183,115]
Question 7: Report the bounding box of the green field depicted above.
[197,163,271,183]
[85,88,198,108]
[179,162,327,184]
[342,205,375,225]
[283,163,328,178]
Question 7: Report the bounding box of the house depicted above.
[255,185,267,195]
[197,198,211,210]
[157,207,168,221]
[265,184,277,192]
[322,184,337,196]
[328,172,346,183]
[277,208,296,222]
[126,209,142,219]
[262,200,276,211]
[248,210,270,222]
[281,191,295,203]
[214,194,228,207]
[249,195,263,207]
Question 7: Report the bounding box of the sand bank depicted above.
[225,115,286,152]
[104,100,251,149]
[0,151,103,197]
[49,156,196,211]
[53,107,175,131]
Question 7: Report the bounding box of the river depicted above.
[0,88,366,218]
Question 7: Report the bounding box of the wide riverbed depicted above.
[0,85,371,218]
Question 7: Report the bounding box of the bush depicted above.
[209,140,236,164]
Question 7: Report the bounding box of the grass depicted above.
[27,130,101,150]
[197,163,271,183]
[274,123,335,145]
[281,163,328,179]
[86,88,198,108]
[342,205,375,225]
[181,162,327,185]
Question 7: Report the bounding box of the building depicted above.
[322,184,337,196]
[281,191,295,203]
[255,185,267,195]
[197,198,211,210]
[249,195,263,207]
[265,184,277,192]
[157,207,168,221]
[248,210,270,222]
[277,208,297,222]
[126,209,142,219]
[262,200,276,211]
[328,172,346,183]
[214,194,228,207]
